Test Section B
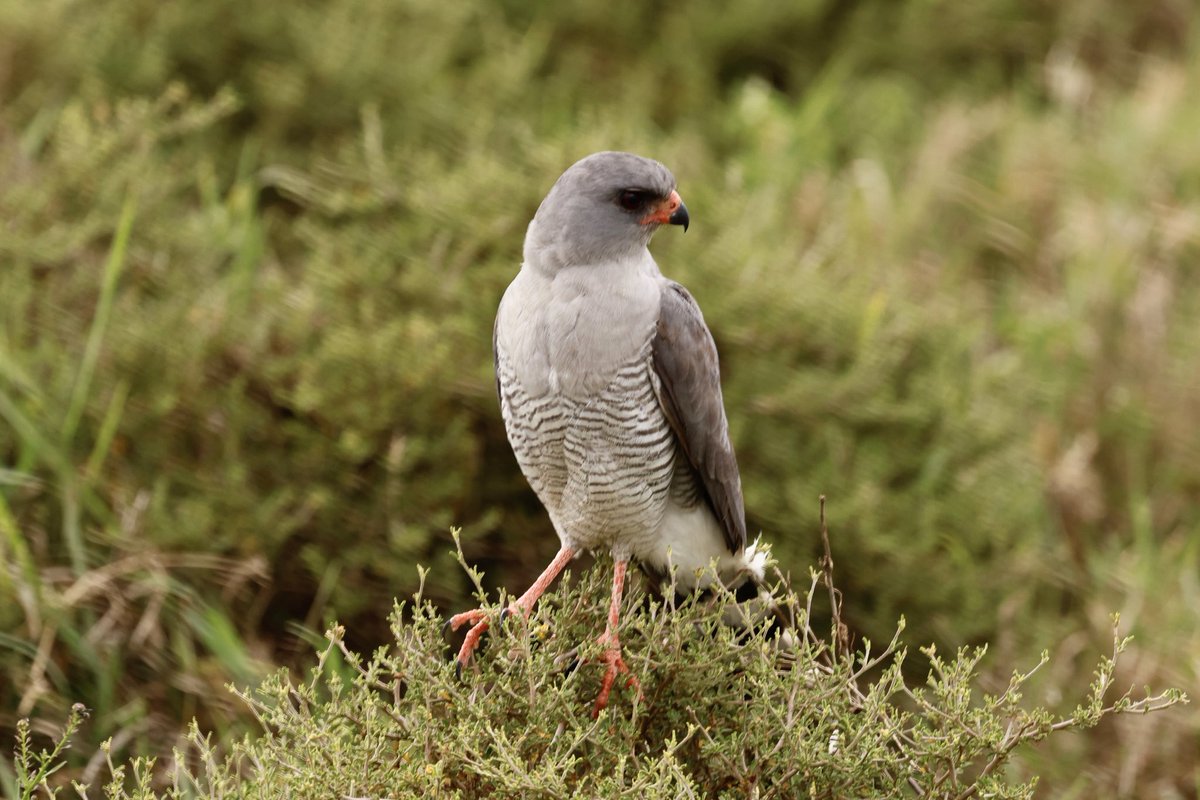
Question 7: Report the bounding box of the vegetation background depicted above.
[1,0,1197,795]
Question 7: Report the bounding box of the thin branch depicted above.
[818,496,849,661]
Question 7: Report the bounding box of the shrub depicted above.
[8,532,1185,799]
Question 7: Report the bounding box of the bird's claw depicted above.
[590,642,641,718]
[446,604,532,679]
[446,608,488,633]
[453,616,491,673]
[445,607,493,679]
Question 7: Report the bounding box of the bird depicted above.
[448,151,774,716]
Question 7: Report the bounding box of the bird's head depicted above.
[524,151,689,272]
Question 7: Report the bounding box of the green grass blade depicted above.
[0,387,72,478]
[0,493,42,607]
[84,379,129,480]
[60,194,136,446]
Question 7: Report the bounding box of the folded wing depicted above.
[650,281,746,554]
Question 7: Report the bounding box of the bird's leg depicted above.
[450,545,575,675]
[592,558,640,717]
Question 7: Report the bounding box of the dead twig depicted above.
[818,496,849,661]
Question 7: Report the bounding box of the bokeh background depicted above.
[1,0,1197,794]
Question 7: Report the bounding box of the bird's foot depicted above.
[448,605,527,678]
[591,637,641,718]
[446,608,488,633]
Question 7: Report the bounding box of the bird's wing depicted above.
[650,281,746,554]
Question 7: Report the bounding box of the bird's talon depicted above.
[446,608,487,634]
[452,616,492,676]
[590,645,639,716]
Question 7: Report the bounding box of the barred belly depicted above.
[498,344,678,557]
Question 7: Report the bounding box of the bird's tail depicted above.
[655,537,796,647]
[720,538,796,645]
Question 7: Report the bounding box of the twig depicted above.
[818,496,849,660]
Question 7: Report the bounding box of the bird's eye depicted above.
[617,190,648,211]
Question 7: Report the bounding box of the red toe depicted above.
[591,642,640,717]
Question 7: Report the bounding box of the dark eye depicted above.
[617,190,649,211]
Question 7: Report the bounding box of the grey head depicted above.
[523,151,690,272]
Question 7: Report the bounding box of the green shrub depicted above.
[8,542,1185,799]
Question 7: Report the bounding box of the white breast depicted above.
[495,253,662,400]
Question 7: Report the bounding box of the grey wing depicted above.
[650,281,747,554]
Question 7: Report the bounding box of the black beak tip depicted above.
[669,201,689,232]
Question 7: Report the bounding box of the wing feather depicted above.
[651,281,746,554]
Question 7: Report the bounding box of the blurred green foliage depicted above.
[1,0,1198,794]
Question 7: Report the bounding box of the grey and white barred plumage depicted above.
[498,339,677,548]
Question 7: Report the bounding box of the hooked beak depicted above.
[641,190,689,232]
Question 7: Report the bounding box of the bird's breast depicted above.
[496,260,661,400]
[497,340,678,553]
[495,257,683,551]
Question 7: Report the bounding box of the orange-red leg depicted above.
[450,545,575,675]
[591,558,641,717]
